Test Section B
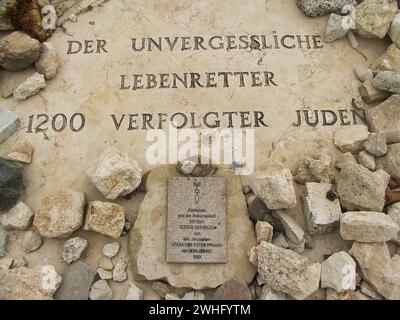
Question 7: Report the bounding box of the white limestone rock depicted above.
[126,282,144,300]
[321,251,356,293]
[258,284,286,300]
[340,211,399,242]
[335,152,357,170]
[373,71,400,94]
[87,147,142,200]
[354,65,374,82]
[324,13,348,42]
[376,143,400,183]
[357,151,376,171]
[0,107,19,144]
[334,125,370,153]
[112,258,127,282]
[255,221,273,243]
[89,280,112,300]
[0,201,34,230]
[303,182,341,234]
[34,42,59,80]
[255,242,321,300]
[273,210,305,245]
[13,72,46,101]
[363,133,387,157]
[103,242,120,258]
[61,237,88,264]
[251,169,297,210]
[97,268,112,280]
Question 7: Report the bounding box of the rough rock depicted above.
[373,71,400,94]
[33,189,86,238]
[321,251,356,293]
[273,210,305,245]
[354,66,373,82]
[357,151,376,171]
[13,72,46,101]
[365,95,400,134]
[103,242,120,258]
[112,258,127,282]
[376,143,400,183]
[0,158,23,212]
[0,107,19,144]
[89,280,112,300]
[152,281,175,298]
[0,31,41,71]
[0,201,33,230]
[11,256,27,269]
[349,242,400,300]
[97,268,112,280]
[303,182,341,234]
[129,166,257,290]
[55,261,97,300]
[326,288,359,300]
[0,229,7,257]
[87,147,142,200]
[294,157,334,184]
[98,256,113,270]
[324,14,348,42]
[336,164,389,211]
[61,237,88,264]
[373,44,400,72]
[335,152,357,170]
[341,211,399,243]
[255,221,273,243]
[360,281,384,300]
[258,284,286,300]
[34,42,59,80]
[389,13,400,48]
[84,201,125,238]
[355,0,397,39]
[22,229,42,252]
[255,242,321,300]
[388,202,400,244]
[0,0,16,30]
[334,125,370,153]
[246,195,270,222]
[363,133,388,157]
[251,169,297,210]
[213,279,252,300]
[126,282,144,300]
[0,266,61,300]
[297,0,355,17]
[272,233,289,249]
[6,140,34,164]
[359,79,391,104]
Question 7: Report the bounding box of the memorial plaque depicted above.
[167,177,227,264]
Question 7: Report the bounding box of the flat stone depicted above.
[0,266,61,300]
[376,143,400,183]
[126,282,144,300]
[251,169,297,210]
[388,202,400,244]
[354,65,374,82]
[297,0,355,17]
[355,0,397,39]
[357,151,376,171]
[373,44,400,72]
[334,125,370,153]
[34,42,59,80]
[167,177,227,263]
[112,258,127,282]
[321,251,356,293]
[294,157,334,184]
[213,279,252,300]
[55,261,97,300]
[6,140,34,164]
[273,210,305,245]
[61,237,88,264]
[0,229,7,258]
[324,14,348,42]
[336,164,389,212]
[340,211,399,243]
[84,201,125,238]
[89,280,112,300]
[255,221,273,243]
[303,182,342,234]
[365,95,400,134]
[258,284,286,300]
[0,107,19,144]
[33,189,86,238]
[389,13,400,48]
[349,242,400,300]
[373,71,400,94]
[0,201,34,230]
[13,72,46,101]
[129,166,257,290]
[363,133,388,157]
[0,31,42,71]
[0,158,23,212]
[359,79,391,104]
[103,242,120,258]
[22,229,42,252]
[86,147,142,200]
[254,242,321,300]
